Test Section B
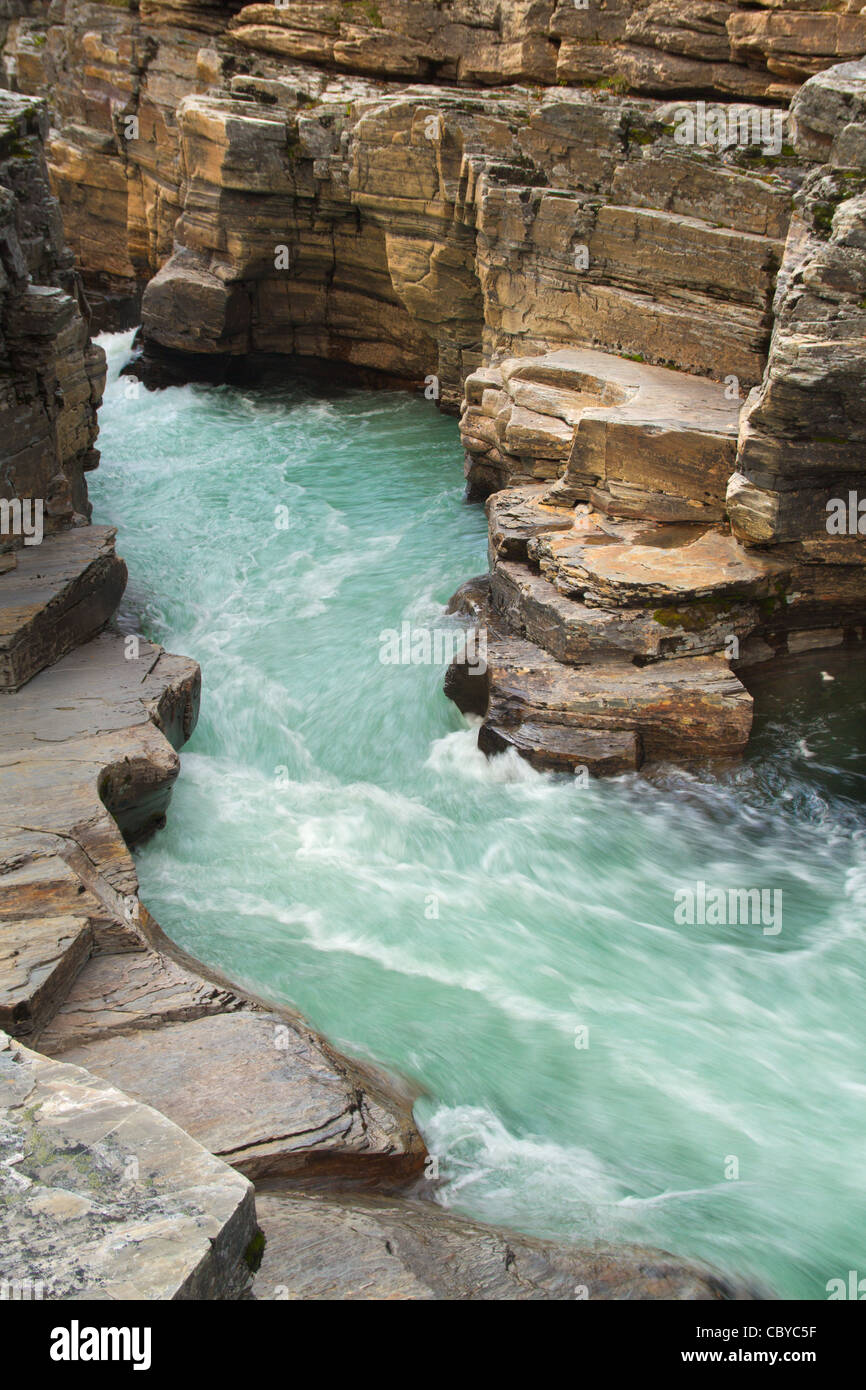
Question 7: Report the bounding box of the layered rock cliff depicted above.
[2,1,864,774]
[2,2,863,777]
[0,90,104,552]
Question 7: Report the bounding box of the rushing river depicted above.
[91,331,866,1300]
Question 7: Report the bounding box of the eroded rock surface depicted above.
[0,1030,258,1299]
[0,91,105,552]
[251,1186,756,1301]
[0,3,814,403]
[6,6,862,783]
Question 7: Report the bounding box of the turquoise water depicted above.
[91,331,866,1299]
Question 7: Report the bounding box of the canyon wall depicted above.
[2,1,864,772]
[3,1,863,399]
[0,90,104,552]
[1,1,864,1300]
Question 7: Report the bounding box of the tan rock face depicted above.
[1,10,861,750]
[462,348,744,523]
[730,59,866,550]
[0,1,816,401]
[0,37,815,1299]
[126,88,796,404]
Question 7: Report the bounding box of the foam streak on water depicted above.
[91,331,866,1298]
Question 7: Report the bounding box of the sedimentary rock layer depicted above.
[251,1185,758,1300]
[0,2,813,405]
[0,91,104,551]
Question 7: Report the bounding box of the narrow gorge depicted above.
[1,0,865,1312]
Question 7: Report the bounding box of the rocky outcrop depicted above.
[251,1185,756,1300]
[0,0,822,401]
[460,347,743,510]
[2,6,863,762]
[0,91,105,552]
[729,59,866,548]
[0,89,423,1296]
[444,62,866,774]
[0,525,126,689]
[0,1030,258,1300]
[2,6,863,768]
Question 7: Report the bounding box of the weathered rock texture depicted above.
[251,1185,757,1300]
[0,0,830,400]
[0,90,105,553]
[444,61,866,773]
[0,1030,258,1299]
[729,59,866,547]
[0,92,422,1298]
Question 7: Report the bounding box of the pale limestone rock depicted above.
[0,1030,258,1299]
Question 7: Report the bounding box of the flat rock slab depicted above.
[491,559,675,664]
[500,349,741,432]
[466,347,742,516]
[487,484,578,562]
[480,721,641,775]
[0,631,199,755]
[534,525,789,608]
[0,632,201,849]
[0,914,92,1038]
[252,1188,754,1301]
[482,638,753,762]
[36,948,238,1053]
[489,551,759,667]
[0,527,127,691]
[53,1009,426,1183]
[0,1031,256,1299]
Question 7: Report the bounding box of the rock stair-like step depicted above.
[0,526,127,691]
[479,720,641,776]
[530,521,790,609]
[490,556,760,665]
[461,348,741,515]
[486,484,577,562]
[0,914,92,1038]
[491,559,667,664]
[447,625,753,767]
[52,1007,424,1183]
[484,640,752,763]
[34,947,239,1056]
